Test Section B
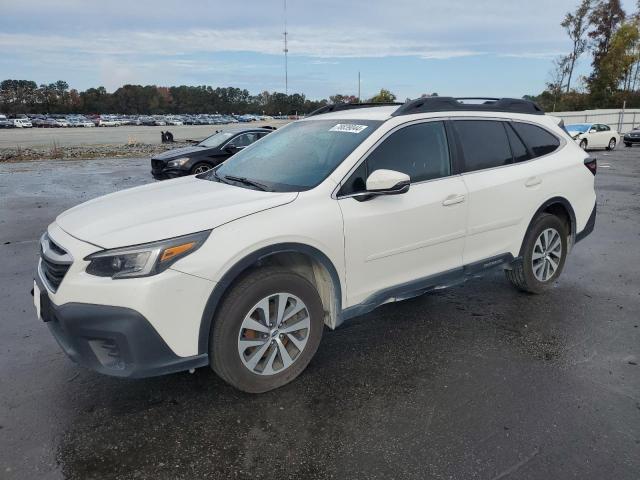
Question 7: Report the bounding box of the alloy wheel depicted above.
[237,293,311,375]
[531,228,563,282]
[193,165,211,174]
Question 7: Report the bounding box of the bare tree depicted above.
[547,55,571,110]
[562,0,592,92]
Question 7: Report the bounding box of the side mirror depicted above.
[225,144,237,153]
[589,128,597,133]
[365,169,410,196]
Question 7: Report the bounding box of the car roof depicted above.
[301,105,560,130]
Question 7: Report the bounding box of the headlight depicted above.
[85,230,210,279]
[167,157,190,168]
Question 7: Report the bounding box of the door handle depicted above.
[442,194,466,206]
[525,177,542,187]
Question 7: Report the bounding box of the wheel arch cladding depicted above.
[520,197,576,257]
[197,243,343,355]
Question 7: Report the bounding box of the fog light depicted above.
[88,339,125,370]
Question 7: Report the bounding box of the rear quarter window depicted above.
[512,122,560,158]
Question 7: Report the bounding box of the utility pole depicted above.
[358,71,361,102]
[283,0,289,95]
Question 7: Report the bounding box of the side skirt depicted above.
[340,253,515,322]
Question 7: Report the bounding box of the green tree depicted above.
[368,89,397,103]
[588,0,626,87]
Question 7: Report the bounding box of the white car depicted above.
[52,118,70,127]
[12,119,32,128]
[34,97,596,393]
[565,123,618,151]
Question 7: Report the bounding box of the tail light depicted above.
[584,157,597,175]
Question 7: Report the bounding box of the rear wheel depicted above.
[606,138,616,150]
[210,267,324,393]
[579,139,588,150]
[506,213,568,294]
[191,162,212,175]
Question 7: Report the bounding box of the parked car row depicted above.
[0,113,281,129]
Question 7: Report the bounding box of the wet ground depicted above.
[0,149,639,479]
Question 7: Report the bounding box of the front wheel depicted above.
[579,139,588,150]
[506,213,568,294]
[191,162,212,175]
[625,142,632,147]
[210,267,324,393]
[606,138,616,150]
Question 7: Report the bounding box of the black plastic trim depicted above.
[392,97,544,117]
[35,275,208,378]
[520,197,577,256]
[308,102,404,117]
[197,243,342,354]
[341,253,514,321]
[575,203,596,243]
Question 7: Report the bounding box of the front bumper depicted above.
[150,162,189,180]
[623,135,640,144]
[35,223,215,377]
[34,273,208,378]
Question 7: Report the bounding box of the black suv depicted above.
[151,127,274,179]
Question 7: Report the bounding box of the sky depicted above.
[0,0,638,100]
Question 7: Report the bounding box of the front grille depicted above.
[39,233,72,292]
[40,257,70,291]
[151,159,165,170]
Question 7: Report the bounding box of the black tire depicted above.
[210,266,324,393]
[606,138,616,150]
[625,142,632,147]
[579,139,588,150]
[506,213,568,294]
[191,162,212,175]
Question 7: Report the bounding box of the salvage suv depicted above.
[33,97,597,393]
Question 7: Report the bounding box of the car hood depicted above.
[152,145,208,161]
[56,176,298,248]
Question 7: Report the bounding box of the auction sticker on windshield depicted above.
[329,124,369,134]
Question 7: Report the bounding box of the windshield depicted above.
[198,131,235,148]
[204,119,382,191]
[566,124,591,133]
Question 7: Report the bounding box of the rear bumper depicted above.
[575,202,596,243]
[35,274,208,378]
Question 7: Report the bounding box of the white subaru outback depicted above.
[33,97,597,393]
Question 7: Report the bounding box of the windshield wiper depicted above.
[223,175,269,191]
[210,170,231,185]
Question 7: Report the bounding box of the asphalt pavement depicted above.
[0,148,638,479]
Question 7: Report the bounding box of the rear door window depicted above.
[511,122,560,158]
[453,120,513,172]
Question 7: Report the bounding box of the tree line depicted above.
[528,0,640,111]
[0,79,404,116]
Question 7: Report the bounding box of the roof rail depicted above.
[308,102,404,117]
[391,97,545,117]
